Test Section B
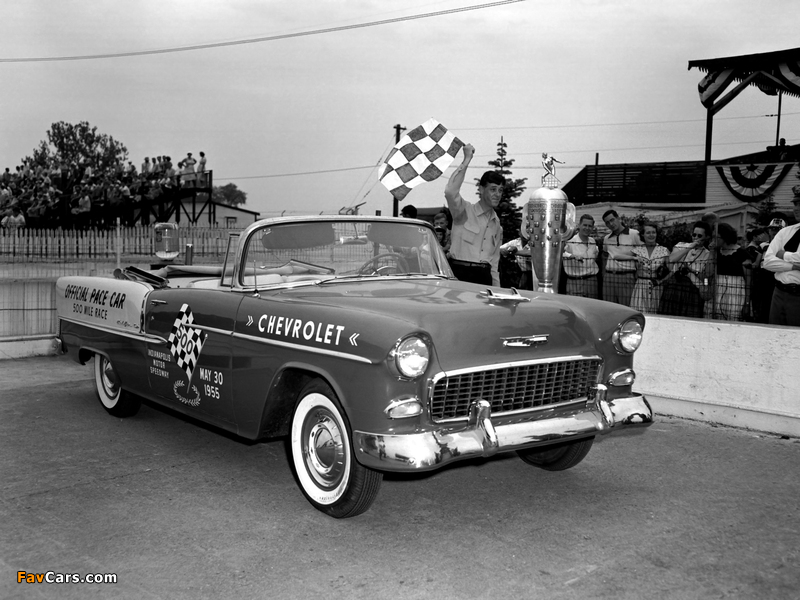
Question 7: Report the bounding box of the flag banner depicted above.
[168,303,206,385]
[715,163,795,201]
[698,69,736,108]
[776,61,800,96]
[378,118,464,201]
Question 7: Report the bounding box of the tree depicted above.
[212,183,247,207]
[30,121,128,173]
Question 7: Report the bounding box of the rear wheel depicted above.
[94,355,141,418]
[517,437,594,471]
[290,379,382,518]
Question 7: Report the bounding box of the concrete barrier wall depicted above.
[636,316,800,437]
[0,280,57,337]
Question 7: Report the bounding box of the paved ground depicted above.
[1,355,798,600]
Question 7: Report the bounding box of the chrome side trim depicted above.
[232,331,373,364]
[194,324,234,337]
[58,317,168,345]
[354,393,653,472]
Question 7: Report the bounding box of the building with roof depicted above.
[561,47,800,233]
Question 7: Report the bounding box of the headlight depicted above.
[612,319,643,353]
[392,336,430,378]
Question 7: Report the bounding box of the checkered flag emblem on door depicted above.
[379,118,464,201]
[168,303,206,384]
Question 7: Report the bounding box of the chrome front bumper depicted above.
[354,393,652,472]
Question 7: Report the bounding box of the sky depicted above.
[1,0,799,220]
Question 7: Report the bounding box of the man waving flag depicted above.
[379,118,464,201]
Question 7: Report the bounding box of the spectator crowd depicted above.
[1,151,209,230]
[420,202,798,326]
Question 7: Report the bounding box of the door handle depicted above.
[150,299,167,305]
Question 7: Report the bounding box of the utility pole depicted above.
[392,124,406,217]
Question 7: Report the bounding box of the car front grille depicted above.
[429,358,602,421]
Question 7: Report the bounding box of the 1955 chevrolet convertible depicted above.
[56,215,652,517]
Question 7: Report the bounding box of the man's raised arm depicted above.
[444,144,475,218]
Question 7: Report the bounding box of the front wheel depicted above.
[517,437,594,471]
[290,379,382,518]
[94,354,141,417]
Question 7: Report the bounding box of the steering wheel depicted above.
[357,252,410,275]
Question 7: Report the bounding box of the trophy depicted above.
[525,155,575,293]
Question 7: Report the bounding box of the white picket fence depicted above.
[0,226,236,264]
[0,226,239,338]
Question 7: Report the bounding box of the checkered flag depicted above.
[379,118,464,201]
[168,303,206,384]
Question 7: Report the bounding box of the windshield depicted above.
[239,219,453,287]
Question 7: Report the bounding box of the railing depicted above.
[501,243,772,324]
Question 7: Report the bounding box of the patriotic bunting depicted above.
[698,69,736,108]
[775,61,800,96]
[378,118,464,201]
[714,163,795,201]
[168,303,206,385]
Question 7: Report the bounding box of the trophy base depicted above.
[541,174,561,189]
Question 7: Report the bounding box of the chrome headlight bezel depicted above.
[612,319,643,354]
[390,335,431,379]
[607,367,635,387]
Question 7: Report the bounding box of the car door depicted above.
[144,287,243,429]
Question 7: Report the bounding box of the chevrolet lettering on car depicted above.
[55,215,652,518]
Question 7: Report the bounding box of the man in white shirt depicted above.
[444,144,503,286]
[563,214,600,298]
[762,195,800,326]
[602,209,641,306]
[500,237,538,291]
[1,206,26,230]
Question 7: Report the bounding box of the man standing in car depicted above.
[444,143,503,286]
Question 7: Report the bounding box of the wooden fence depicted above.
[0,226,238,263]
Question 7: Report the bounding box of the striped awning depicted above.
[689,47,800,107]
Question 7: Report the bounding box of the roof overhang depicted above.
[689,47,800,104]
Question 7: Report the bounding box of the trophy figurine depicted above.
[525,155,576,293]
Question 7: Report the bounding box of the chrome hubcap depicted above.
[304,410,345,489]
[101,359,119,396]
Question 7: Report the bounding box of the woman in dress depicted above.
[659,221,713,318]
[711,222,750,320]
[630,222,670,313]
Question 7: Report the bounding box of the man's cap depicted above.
[768,218,787,229]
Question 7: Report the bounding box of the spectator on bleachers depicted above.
[182,153,197,187]
[2,205,26,230]
[197,152,207,187]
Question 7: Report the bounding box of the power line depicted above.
[215,137,783,182]
[215,165,377,182]
[0,0,526,63]
[457,111,800,131]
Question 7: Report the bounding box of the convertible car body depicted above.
[56,215,652,517]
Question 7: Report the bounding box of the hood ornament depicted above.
[501,334,549,347]
[480,288,531,304]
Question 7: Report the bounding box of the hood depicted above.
[273,278,636,371]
